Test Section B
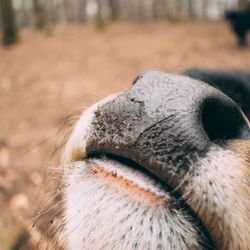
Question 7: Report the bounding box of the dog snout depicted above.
[86,71,250,187]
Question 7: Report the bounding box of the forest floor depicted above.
[0,21,250,249]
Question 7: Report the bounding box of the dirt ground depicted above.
[0,21,250,249]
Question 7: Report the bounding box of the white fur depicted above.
[64,161,206,250]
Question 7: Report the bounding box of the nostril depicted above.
[201,97,250,141]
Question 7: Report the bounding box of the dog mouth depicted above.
[74,152,214,248]
[86,154,172,206]
[83,152,192,209]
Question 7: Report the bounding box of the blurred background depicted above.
[0,0,250,249]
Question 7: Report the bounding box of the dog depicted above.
[36,69,250,250]
[225,8,250,47]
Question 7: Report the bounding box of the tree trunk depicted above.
[96,0,104,29]
[138,0,146,21]
[0,0,18,45]
[153,0,168,20]
[78,0,87,22]
[33,0,45,28]
[152,0,158,19]
[202,0,208,19]
[109,0,119,21]
[63,0,74,23]
[187,0,194,19]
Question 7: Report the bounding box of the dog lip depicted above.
[67,144,173,193]
[85,152,182,200]
[87,156,171,205]
[85,145,179,193]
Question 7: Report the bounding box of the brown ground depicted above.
[0,21,250,249]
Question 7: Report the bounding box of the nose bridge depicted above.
[127,71,209,146]
[130,71,203,116]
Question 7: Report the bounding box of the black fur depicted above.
[184,68,250,119]
[225,8,250,47]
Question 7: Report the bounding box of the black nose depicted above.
[86,71,250,186]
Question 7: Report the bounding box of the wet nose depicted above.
[86,71,250,185]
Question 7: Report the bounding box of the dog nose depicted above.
[86,71,250,185]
